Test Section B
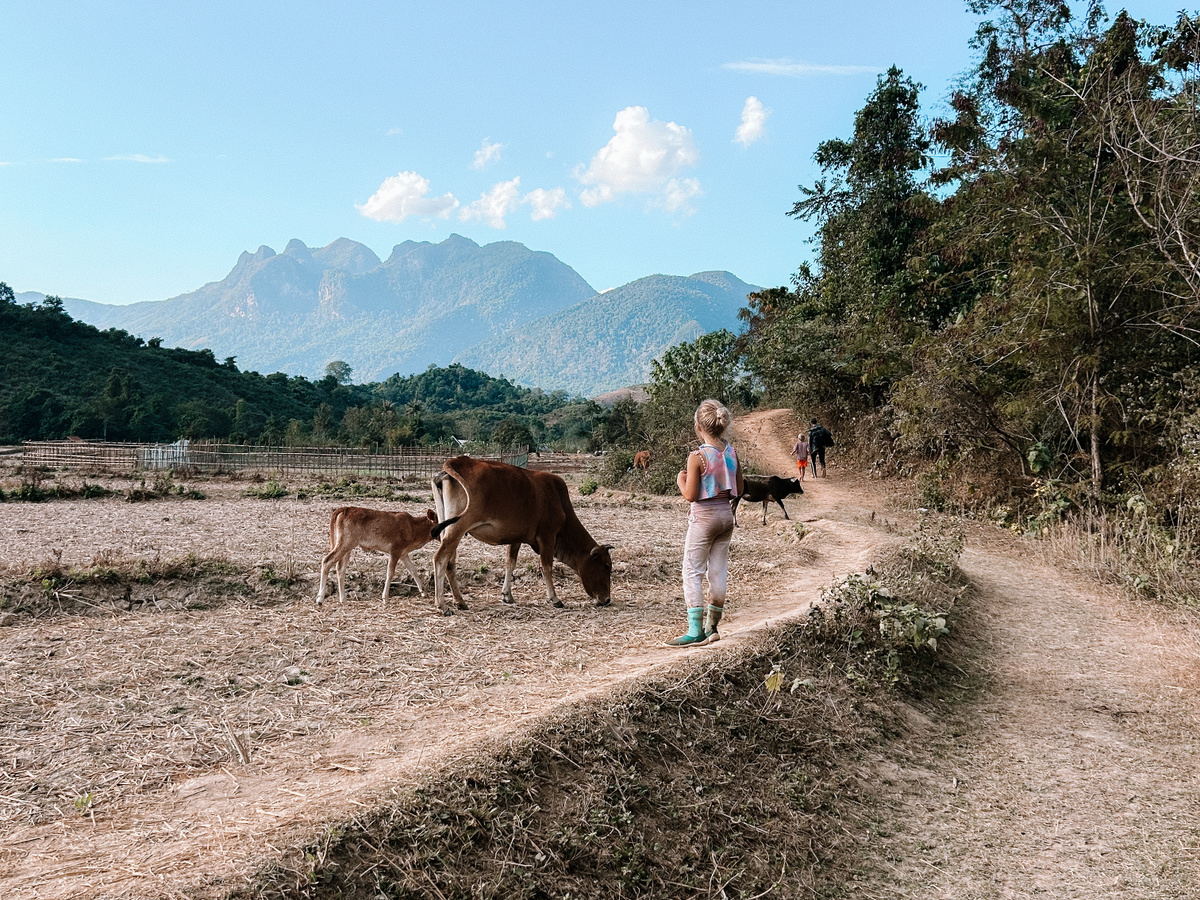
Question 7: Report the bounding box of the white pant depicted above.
[682,498,734,609]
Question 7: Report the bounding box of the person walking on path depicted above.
[667,399,744,647]
[791,431,810,482]
[808,418,833,477]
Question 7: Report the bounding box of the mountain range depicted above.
[23,236,759,397]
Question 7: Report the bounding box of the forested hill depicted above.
[0,285,598,447]
[454,271,759,395]
[0,288,372,444]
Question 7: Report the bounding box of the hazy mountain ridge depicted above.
[51,235,596,382]
[33,237,759,395]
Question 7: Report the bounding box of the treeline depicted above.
[0,285,619,450]
[613,3,1199,601]
[739,3,1200,512]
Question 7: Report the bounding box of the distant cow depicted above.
[431,456,612,615]
[316,507,438,606]
[731,475,804,526]
[633,450,651,472]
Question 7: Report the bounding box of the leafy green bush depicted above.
[594,449,636,486]
[807,513,963,688]
[578,477,598,496]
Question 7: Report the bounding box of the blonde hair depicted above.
[694,399,732,438]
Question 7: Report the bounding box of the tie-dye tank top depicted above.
[696,442,738,500]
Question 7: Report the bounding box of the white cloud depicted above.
[105,154,169,163]
[52,157,84,163]
[723,58,878,76]
[472,138,503,170]
[577,106,700,209]
[655,178,703,215]
[735,96,769,147]
[460,177,522,228]
[523,187,570,221]
[387,127,403,136]
[357,171,459,222]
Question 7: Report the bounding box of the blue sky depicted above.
[2,1,1191,304]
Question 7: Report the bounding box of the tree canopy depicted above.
[740,3,1200,517]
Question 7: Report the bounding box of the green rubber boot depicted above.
[666,606,705,647]
[701,604,724,644]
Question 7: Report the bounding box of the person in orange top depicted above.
[791,431,810,481]
[667,399,744,647]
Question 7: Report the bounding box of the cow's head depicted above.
[780,477,803,496]
[579,543,613,607]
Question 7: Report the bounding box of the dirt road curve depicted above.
[3,408,1199,897]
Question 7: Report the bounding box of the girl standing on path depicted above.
[791,431,810,482]
[667,399,744,647]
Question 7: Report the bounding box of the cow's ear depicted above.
[593,544,614,556]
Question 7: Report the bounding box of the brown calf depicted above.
[633,450,651,472]
[315,507,439,606]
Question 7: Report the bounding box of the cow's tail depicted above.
[328,507,344,550]
[431,515,461,541]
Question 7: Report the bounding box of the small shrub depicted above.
[594,449,636,486]
[0,477,118,502]
[243,480,289,500]
[259,562,302,587]
[808,574,949,688]
[579,477,598,496]
[309,478,421,501]
[127,472,205,502]
[807,513,963,689]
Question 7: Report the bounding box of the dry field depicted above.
[1,412,897,898]
[5,409,1200,899]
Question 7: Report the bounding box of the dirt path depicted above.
[4,409,1199,897]
[863,537,1200,897]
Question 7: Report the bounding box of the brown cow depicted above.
[431,456,612,615]
[633,450,651,472]
[315,507,438,606]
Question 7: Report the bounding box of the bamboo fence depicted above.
[19,440,529,479]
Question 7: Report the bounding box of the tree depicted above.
[741,68,935,418]
[490,417,536,450]
[324,360,353,384]
[1102,13,1200,337]
[92,367,139,441]
[915,2,1194,493]
[644,330,755,450]
[788,65,933,328]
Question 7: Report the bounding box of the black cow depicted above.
[732,475,804,526]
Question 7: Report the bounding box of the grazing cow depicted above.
[431,456,612,615]
[731,475,804,526]
[315,507,438,606]
[633,450,651,472]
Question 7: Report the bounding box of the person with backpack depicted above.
[808,419,833,477]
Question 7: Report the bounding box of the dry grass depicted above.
[1034,513,1200,605]
[237,627,918,900]
[0,457,840,899]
